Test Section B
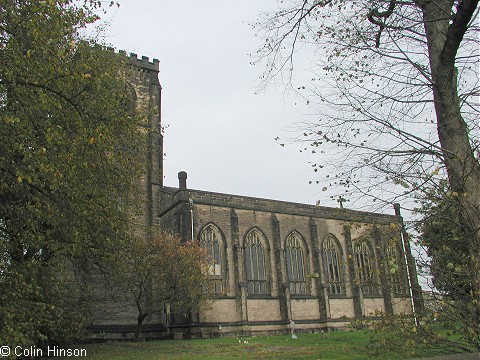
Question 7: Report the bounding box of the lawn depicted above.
[61,330,467,360]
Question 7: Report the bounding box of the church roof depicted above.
[159,185,399,224]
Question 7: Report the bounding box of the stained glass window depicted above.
[285,233,307,295]
[322,235,345,295]
[386,241,404,294]
[353,240,378,295]
[244,230,268,295]
[200,225,223,293]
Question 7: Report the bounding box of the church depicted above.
[89,53,422,340]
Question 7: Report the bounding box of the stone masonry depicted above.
[89,53,422,340]
[157,175,423,338]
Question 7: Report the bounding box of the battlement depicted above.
[93,45,160,73]
[127,52,159,72]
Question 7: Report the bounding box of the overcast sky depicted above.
[98,0,368,210]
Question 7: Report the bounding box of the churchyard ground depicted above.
[60,330,469,360]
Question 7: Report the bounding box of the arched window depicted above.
[385,241,404,295]
[353,240,378,295]
[244,230,268,295]
[199,225,223,294]
[322,235,345,295]
[285,233,307,295]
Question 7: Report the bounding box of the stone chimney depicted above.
[178,171,187,189]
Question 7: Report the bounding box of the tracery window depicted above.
[244,230,268,295]
[199,225,223,294]
[322,235,345,295]
[353,240,378,295]
[285,233,307,295]
[385,241,404,294]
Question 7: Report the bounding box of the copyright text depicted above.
[0,345,87,357]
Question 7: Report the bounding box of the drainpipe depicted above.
[189,198,194,241]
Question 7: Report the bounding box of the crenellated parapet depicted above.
[127,52,159,73]
[101,48,160,85]
[100,46,159,71]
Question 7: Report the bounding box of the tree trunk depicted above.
[420,0,480,340]
[135,313,148,341]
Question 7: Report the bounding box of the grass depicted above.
[59,330,469,360]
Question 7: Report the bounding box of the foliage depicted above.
[417,185,473,295]
[367,313,477,357]
[415,184,480,350]
[117,231,211,340]
[253,0,480,351]
[0,258,87,348]
[0,0,143,350]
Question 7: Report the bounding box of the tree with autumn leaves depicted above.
[0,0,144,348]
[117,232,211,341]
[0,0,211,348]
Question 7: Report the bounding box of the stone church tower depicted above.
[88,54,165,339]
[89,53,422,340]
[127,54,163,229]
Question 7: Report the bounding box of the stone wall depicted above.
[87,54,164,340]
[88,49,420,339]
[291,299,321,320]
[156,178,419,337]
[328,298,355,318]
[246,299,282,321]
[200,299,240,323]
